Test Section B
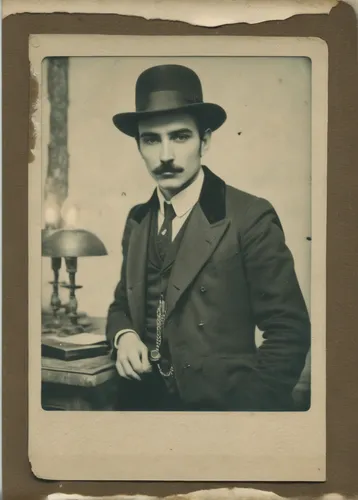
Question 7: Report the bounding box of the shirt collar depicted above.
[157,167,204,218]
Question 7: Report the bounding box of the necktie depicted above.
[157,202,176,260]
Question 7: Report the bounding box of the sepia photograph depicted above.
[29,35,326,480]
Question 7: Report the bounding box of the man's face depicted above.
[137,113,211,196]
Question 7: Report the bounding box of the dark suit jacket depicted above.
[106,166,311,411]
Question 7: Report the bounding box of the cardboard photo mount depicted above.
[4,3,356,500]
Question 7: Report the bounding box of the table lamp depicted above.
[42,202,108,336]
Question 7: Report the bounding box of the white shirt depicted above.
[156,167,204,240]
[113,167,205,349]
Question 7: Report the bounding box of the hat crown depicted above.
[135,64,204,111]
[112,64,227,137]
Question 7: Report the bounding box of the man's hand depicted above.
[115,331,152,380]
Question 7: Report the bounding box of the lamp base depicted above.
[42,309,93,335]
[43,317,62,331]
[57,324,85,336]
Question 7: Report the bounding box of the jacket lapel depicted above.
[165,206,230,320]
[164,166,229,318]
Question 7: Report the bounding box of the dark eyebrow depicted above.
[139,132,160,140]
[169,128,193,137]
[139,128,194,140]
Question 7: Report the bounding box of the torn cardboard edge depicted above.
[45,489,357,500]
[47,489,283,500]
[2,0,348,26]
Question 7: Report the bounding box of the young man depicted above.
[106,64,311,411]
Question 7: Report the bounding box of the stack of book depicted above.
[41,331,110,361]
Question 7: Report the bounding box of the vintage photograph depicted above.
[30,35,326,481]
[40,54,313,413]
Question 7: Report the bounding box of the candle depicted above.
[44,202,60,229]
[62,204,79,229]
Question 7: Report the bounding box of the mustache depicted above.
[152,163,184,175]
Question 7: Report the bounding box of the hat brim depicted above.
[112,103,227,137]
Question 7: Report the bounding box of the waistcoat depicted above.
[144,209,190,385]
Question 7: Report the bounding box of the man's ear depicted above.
[200,129,212,157]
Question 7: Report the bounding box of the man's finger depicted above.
[122,359,141,381]
[140,345,152,372]
[116,360,129,379]
[128,350,144,374]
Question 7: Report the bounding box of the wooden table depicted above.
[41,317,119,411]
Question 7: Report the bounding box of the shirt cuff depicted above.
[113,329,138,349]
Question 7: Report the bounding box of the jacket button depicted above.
[200,286,207,293]
[198,321,205,327]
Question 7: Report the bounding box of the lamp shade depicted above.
[42,228,108,257]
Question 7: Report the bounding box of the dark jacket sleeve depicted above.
[238,197,311,410]
[105,208,137,352]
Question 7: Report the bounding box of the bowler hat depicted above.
[112,64,227,137]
